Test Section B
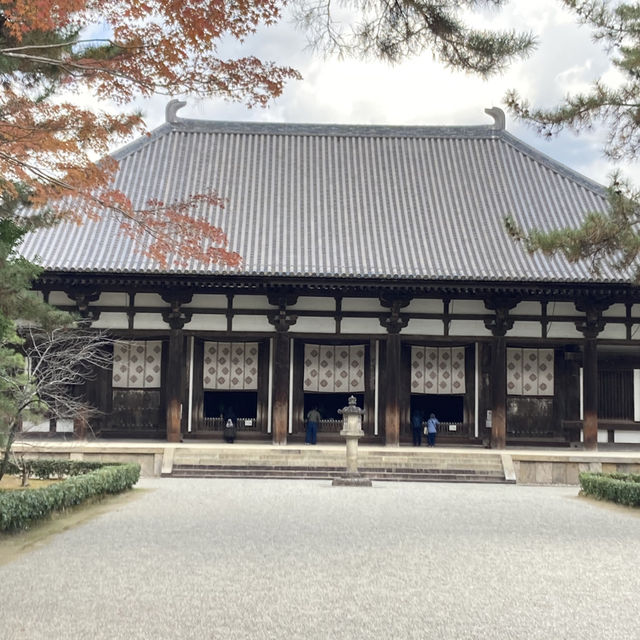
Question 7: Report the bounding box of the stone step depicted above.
[172,463,502,475]
[168,466,511,484]
[171,456,504,472]
[168,464,510,483]
[174,452,501,467]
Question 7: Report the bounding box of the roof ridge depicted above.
[167,118,504,139]
[110,122,173,161]
[499,131,606,196]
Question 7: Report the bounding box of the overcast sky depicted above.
[130,0,633,188]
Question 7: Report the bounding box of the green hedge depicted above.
[3,459,106,479]
[7,458,107,480]
[0,462,140,531]
[579,472,640,507]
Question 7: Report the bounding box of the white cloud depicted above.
[117,0,637,186]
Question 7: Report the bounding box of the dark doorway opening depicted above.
[303,393,365,421]
[204,391,257,420]
[410,394,464,422]
[598,370,633,420]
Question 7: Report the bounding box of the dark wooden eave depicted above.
[35,271,640,304]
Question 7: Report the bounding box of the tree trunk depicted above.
[0,421,17,482]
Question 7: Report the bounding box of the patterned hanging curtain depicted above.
[411,346,465,395]
[203,342,259,390]
[303,344,365,393]
[112,341,162,389]
[507,348,554,396]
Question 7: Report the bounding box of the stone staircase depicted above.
[164,447,514,484]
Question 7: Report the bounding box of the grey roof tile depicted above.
[19,115,622,283]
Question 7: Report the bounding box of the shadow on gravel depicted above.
[0,488,150,567]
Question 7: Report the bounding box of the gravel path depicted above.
[1,479,639,640]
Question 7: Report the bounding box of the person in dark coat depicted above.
[411,409,423,446]
[223,406,237,443]
[306,406,321,445]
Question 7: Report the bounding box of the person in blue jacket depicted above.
[426,413,439,447]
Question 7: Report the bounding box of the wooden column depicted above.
[73,410,88,439]
[582,337,598,450]
[162,294,192,443]
[384,333,402,446]
[490,334,507,449]
[165,327,184,443]
[267,295,298,445]
[272,331,290,445]
[380,297,410,446]
[575,299,608,451]
[69,310,99,440]
[484,298,517,450]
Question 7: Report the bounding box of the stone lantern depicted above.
[332,396,372,487]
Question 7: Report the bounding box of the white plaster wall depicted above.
[290,317,337,333]
[22,419,50,433]
[602,304,627,318]
[449,320,491,337]
[183,294,227,309]
[508,322,542,338]
[232,316,275,332]
[233,295,276,310]
[97,292,128,306]
[546,322,583,339]
[632,304,640,318]
[48,291,74,305]
[135,293,165,307]
[512,301,542,315]
[341,318,386,334]
[342,298,386,312]
[134,313,169,330]
[615,431,640,444]
[631,325,640,340]
[91,313,129,330]
[547,302,580,316]
[289,297,335,311]
[57,419,73,433]
[405,299,444,313]
[598,324,627,340]
[23,419,73,433]
[580,430,609,443]
[449,300,486,314]
[187,314,227,331]
[404,319,445,336]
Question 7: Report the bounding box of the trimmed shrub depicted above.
[0,463,140,531]
[23,459,106,479]
[579,472,640,507]
[1,459,107,480]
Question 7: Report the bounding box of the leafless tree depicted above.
[0,325,114,481]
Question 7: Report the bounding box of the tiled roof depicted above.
[20,105,619,283]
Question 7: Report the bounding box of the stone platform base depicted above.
[10,440,640,485]
[332,474,373,487]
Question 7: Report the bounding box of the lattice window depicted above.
[303,344,365,393]
[411,346,465,395]
[112,341,162,389]
[507,348,554,396]
[203,342,258,390]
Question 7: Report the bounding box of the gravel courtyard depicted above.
[1,479,639,640]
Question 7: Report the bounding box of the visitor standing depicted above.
[427,413,439,447]
[411,409,423,446]
[306,406,321,445]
